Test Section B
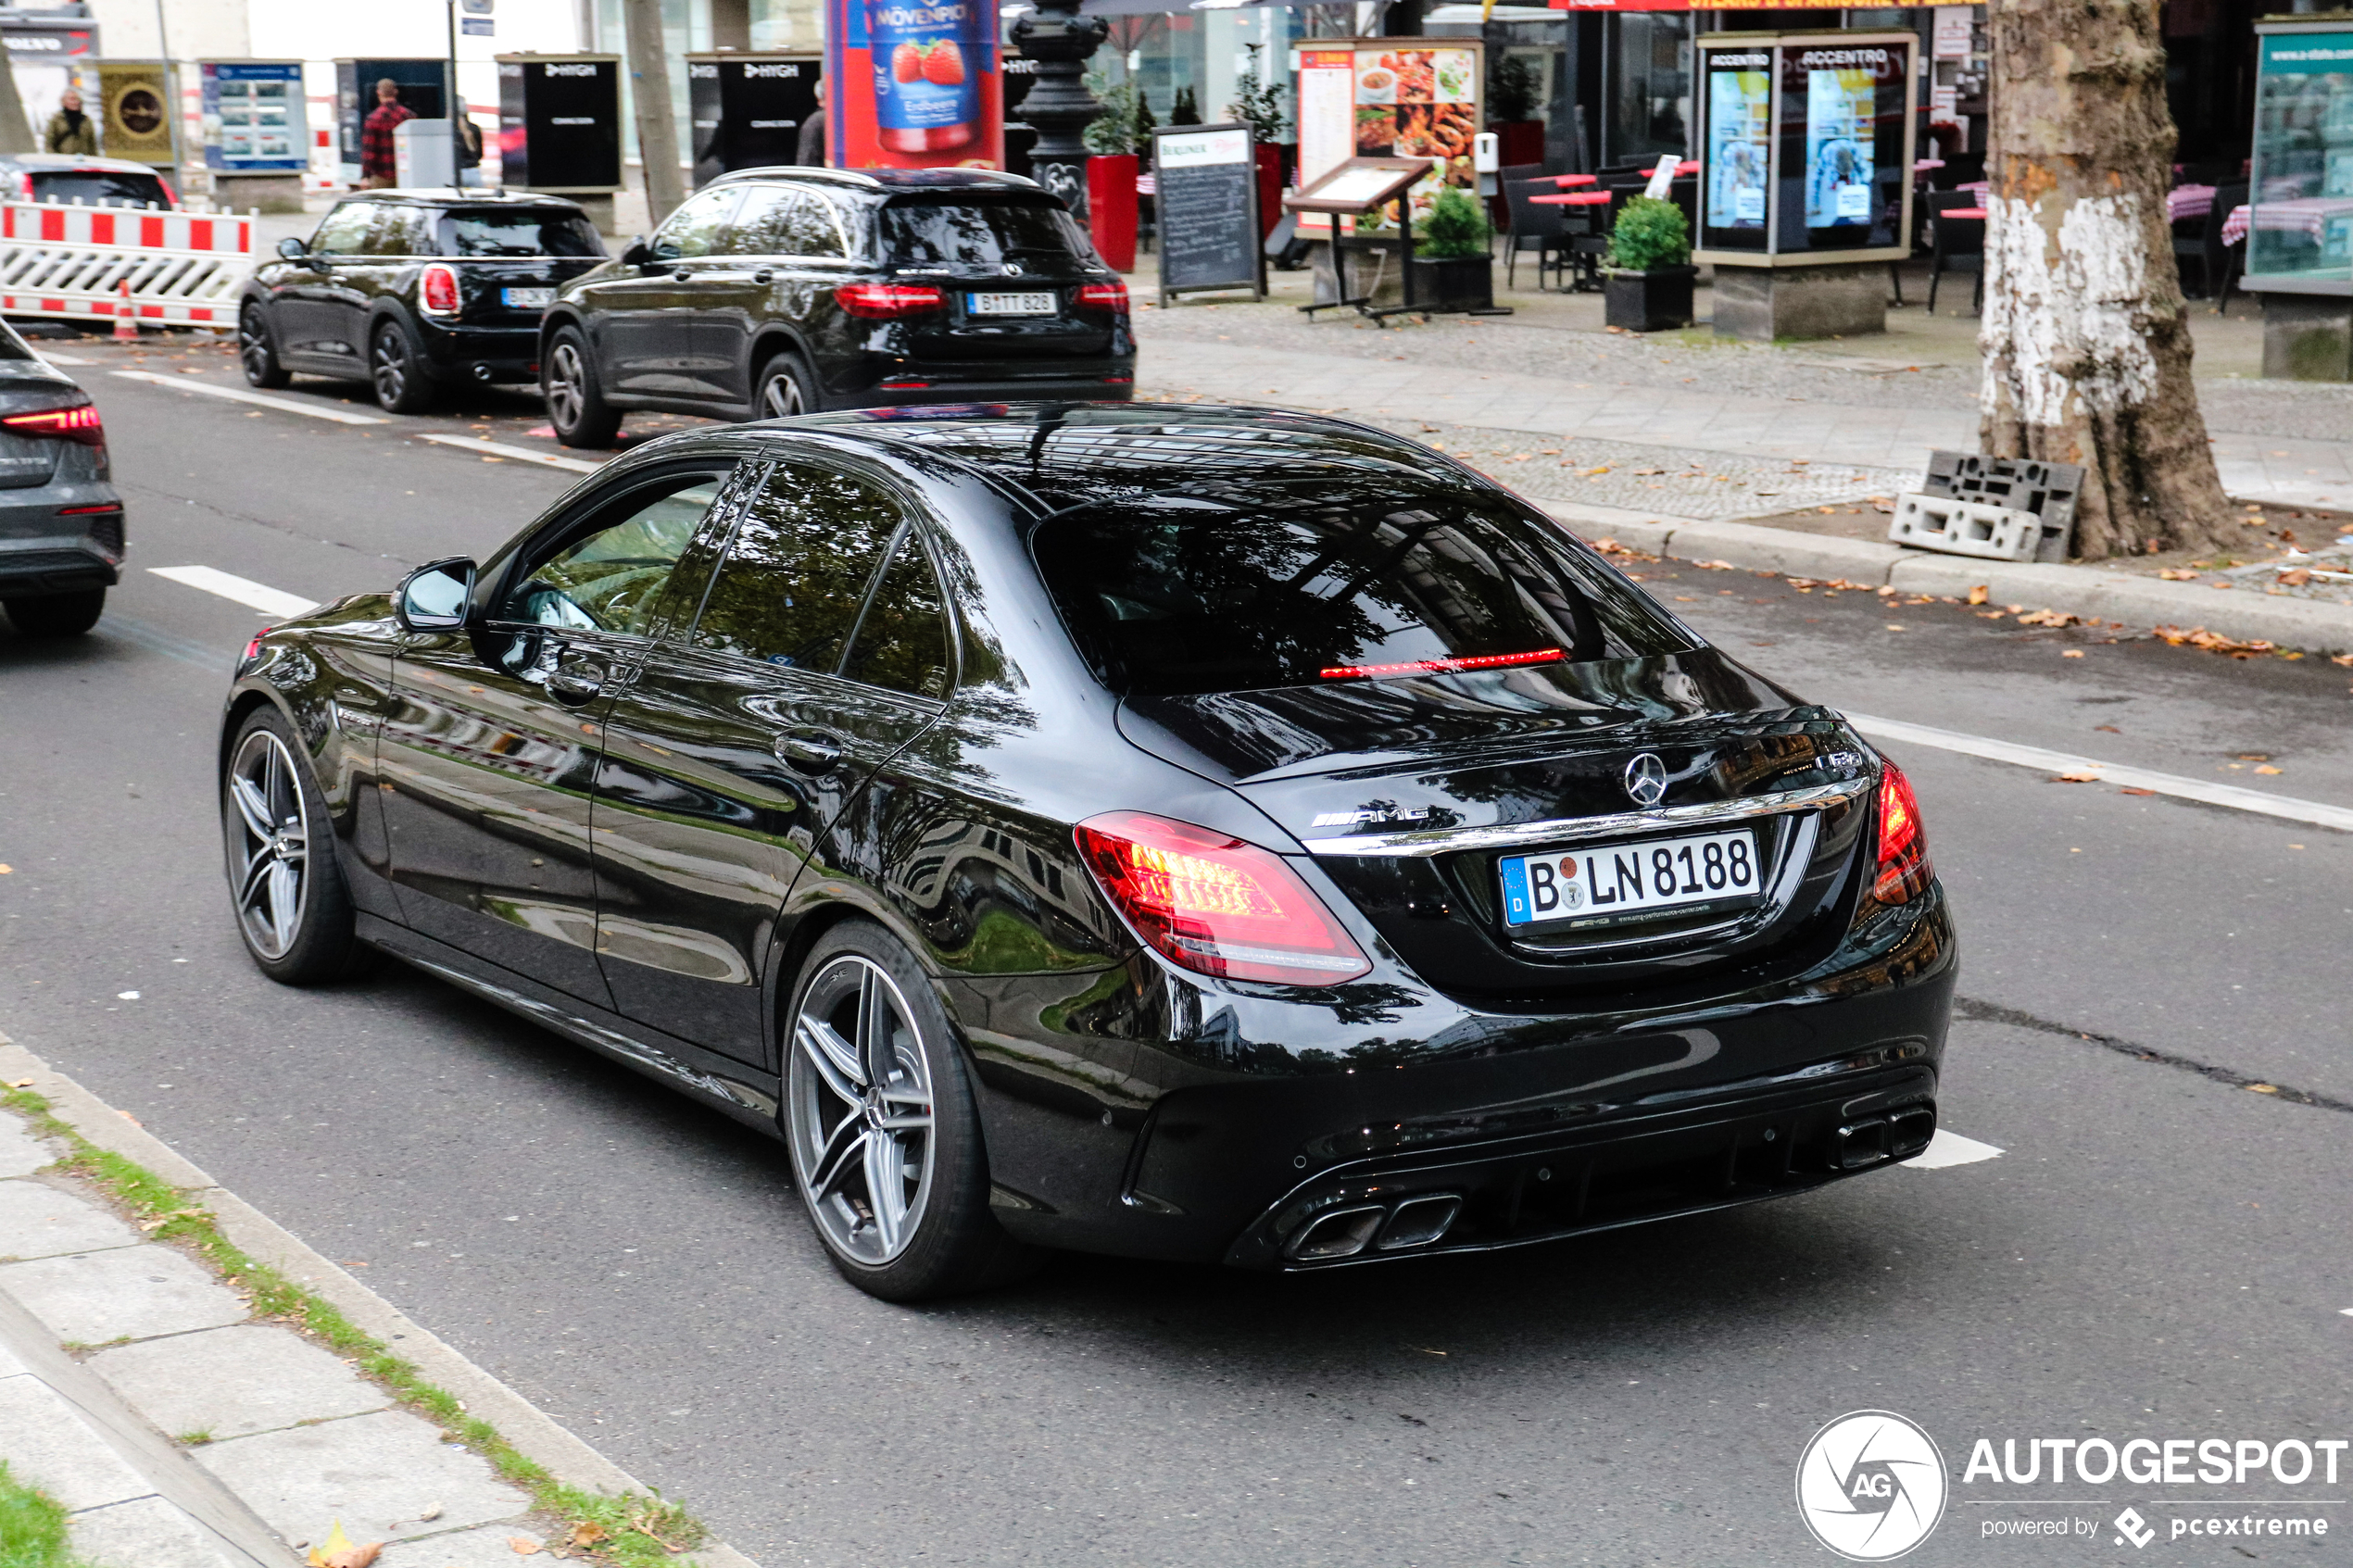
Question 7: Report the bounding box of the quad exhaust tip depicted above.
[1834,1108,1937,1171]
[1287,1193,1465,1262]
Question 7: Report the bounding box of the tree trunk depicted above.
[1979,0,2234,559]
[623,0,686,228]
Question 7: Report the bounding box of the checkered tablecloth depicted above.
[2222,203,2250,246]
[2168,183,2216,223]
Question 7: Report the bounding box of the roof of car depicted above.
[0,154,171,177]
[708,167,1044,196]
[338,189,589,210]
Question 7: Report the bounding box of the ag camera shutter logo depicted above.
[1796,1411,1947,1561]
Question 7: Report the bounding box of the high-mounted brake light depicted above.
[420,262,460,317]
[1,402,105,447]
[836,282,947,320]
[1076,280,1128,313]
[1870,760,1932,905]
[1321,647,1563,682]
[1075,811,1371,987]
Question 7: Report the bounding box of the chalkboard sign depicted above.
[1153,123,1263,307]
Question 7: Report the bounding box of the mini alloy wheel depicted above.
[225,726,310,961]
[239,303,289,388]
[787,954,937,1265]
[371,322,434,413]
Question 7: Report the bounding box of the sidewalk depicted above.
[0,1035,755,1568]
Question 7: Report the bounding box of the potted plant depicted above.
[1485,54,1545,169]
[1604,194,1696,332]
[1081,73,1150,273]
[1412,182,1495,309]
[1225,69,1289,240]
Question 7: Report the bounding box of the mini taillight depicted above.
[420,263,460,316]
[15,174,31,202]
[2,402,104,447]
[835,282,947,320]
[1076,280,1129,313]
[1075,811,1371,986]
[1870,761,1932,905]
[1322,647,1562,682]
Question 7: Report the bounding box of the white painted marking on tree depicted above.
[1981,192,2158,431]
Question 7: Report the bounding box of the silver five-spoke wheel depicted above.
[545,340,587,428]
[226,728,309,960]
[758,365,804,420]
[788,955,937,1265]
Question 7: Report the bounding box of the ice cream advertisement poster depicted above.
[825,0,1002,170]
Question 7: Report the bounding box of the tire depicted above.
[239,302,291,389]
[782,922,1038,1300]
[543,326,622,448]
[370,319,437,414]
[751,351,821,421]
[220,708,368,985]
[3,588,104,636]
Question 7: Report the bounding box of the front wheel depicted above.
[239,303,291,389]
[221,709,367,984]
[543,327,621,448]
[3,589,104,636]
[783,922,1037,1300]
[370,320,436,414]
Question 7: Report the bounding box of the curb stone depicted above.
[1535,497,2353,655]
[0,1034,761,1568]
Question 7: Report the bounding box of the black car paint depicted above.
[244,192,604,388]
[541,169,1137,417]
[222,406,1955,1272]
[0,348,124,602]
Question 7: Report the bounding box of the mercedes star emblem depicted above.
[1623,753,1669,808]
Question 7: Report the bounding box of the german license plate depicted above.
[1499,829,1759,927]
[502,287,555,308]
[967,291,1056,316]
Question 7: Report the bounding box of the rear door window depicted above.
[651,186,742,260]
[436,207,604,257]
[840,530,951,698]
[726,185,849,259]
[877,197,1094,269]
[686,464,906,671]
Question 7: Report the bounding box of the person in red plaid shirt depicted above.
[359,80,415,188]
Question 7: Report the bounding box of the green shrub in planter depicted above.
[1607,195,1691,274]
[1414,184,1492,260]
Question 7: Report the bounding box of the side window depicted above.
[688,465,905,671]
[365,207,432,257]
[308,203,373,255]
[841,531,950,698]
[726,185,848,259]
[650,187,741,260]
[498,470,734,637]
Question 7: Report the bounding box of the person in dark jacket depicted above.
[359,80,415,189]
[796,77,825,167]
[44,91,97,157]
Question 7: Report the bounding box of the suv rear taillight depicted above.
[2,401,104,447]
[1076,811,1371,986]
[1076,280,1128,314]
[836,282,947,320]
[1870,761,1931,904]
[420,263,460,317]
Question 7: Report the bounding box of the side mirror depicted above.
[618,235,651,268]
[276,235,308,260]
[395,557,477,633]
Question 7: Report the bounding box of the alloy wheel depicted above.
[787,955,937,1265]
[371,329,409,406]
[760,368,803,420]
[546,342,585,428]
[239,309,271,381]
[225,729,309,960]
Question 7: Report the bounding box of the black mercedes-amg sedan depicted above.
[217,404,1954,1300]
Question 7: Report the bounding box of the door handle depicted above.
[547,652,608,705]
[752,269,774,285]
[673,269,692,282]
[774,730,843,772]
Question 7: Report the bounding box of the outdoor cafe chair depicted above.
[1503,176,1569,292]
[1927,209,1985,315]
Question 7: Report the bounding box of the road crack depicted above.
[1955,996,2353,1113]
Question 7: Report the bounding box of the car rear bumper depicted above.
[416,322,539,383]
[0,503,122,597]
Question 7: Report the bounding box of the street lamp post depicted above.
[1009,0,1106,218]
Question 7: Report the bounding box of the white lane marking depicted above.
[416,433,602,473]
[1845,712,2353,834]
[1907,1130,2004,1170]
[36,350,93,366]
[148,564,320,618]
[110,370,388,425]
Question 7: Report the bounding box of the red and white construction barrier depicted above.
[0,201,255,328]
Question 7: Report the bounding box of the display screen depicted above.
[1776,40,1909,254]
[2248,30,2353,282]
[1703,51,1771,250]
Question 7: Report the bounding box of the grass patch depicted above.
[0,1461,94,1568]
[172,1430,214,1447]
[0,1087,708,1567]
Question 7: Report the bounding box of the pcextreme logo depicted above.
[1796,1411,1950,1561]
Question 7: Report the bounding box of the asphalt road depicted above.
[2,338,2349,1567]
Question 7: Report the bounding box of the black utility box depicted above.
[688,53,822,187]
[497,54,623,192]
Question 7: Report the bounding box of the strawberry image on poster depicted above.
[869,0,979,150]
[923,39,965,86]
[892,43,924,82]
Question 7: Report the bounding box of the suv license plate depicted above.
[1499,829,1759,927]
[502,287,555,308]
[967,291,1057,316]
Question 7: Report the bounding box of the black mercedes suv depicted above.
[239,190,606,413]
[538,169,1135,447]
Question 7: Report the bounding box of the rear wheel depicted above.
[543,327,621,448]
[221,709,367,984]
[239,302,290,389]
[752,352,820,421]
[783,922,1036,1300]
[3,589,104,636]
[370,320,436,413]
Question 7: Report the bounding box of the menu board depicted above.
[202,61,306,171]
[1153,124,1261,304]
[1290,38,1480,237]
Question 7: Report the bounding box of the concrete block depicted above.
[377,1524,548,1567]
[69,1495,249,1568]
[0,1113,61,1179]
[1666,520,1899,583]
[196,1410,529,1546]
[2261,294,2353,382]
[1712,263,1889,343]
[0,1374,152,1511]
[92,1323,392,1441]
[0,1179,138,1261]
[0,1244,247,1344]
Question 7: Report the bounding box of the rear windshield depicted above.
[31,170,168,209]
[435,208,604,257]
[878,197,1094,269]
[1034,483,1696,697]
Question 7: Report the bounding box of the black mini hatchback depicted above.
[538,169,1135,447]
[220,405,1954,1300]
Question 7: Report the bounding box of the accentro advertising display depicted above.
[824,0,1002,170]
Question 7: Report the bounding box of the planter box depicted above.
[1411,254,1494,310]
[1087,154,1138,274]
[1604,265,1696,332]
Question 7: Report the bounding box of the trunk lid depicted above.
[455,257,604,329]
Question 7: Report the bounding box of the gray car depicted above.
[0,321,123,636]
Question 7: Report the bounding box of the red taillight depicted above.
[2,402,104,447]
[242,628,270,666]
[1322,647,1563,682]
[421,263,460,316]
[835,282,947,320]
[1076,280,1129,313]
[157,177,178,208]
[1871,761,1932,905]
[1075,811,1371,987]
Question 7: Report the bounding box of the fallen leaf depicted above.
[2095,724,2121,734]
[418,1502,443,1523]
[308,1523,384,1568]
[570,1523,611,1549]
[1966,583,1989,605]
[2280,569,2312,586]
[2246,1084,2280,1095]
[2055,770,2103,784]
[2255,764,2283,774]
[2158,567,2200,581]
[2331,653,2353,668]
[2060,648,2085,658]
[510,1540,543,1558]
[2015,608,2075,627]
[2119,787,2157,797]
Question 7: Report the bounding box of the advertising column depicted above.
[825,0,1002,170]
